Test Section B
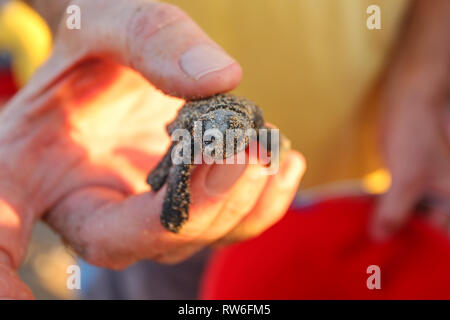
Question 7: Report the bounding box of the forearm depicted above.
[393,0,450,91]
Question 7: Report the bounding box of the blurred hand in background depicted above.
[372,0,450,239]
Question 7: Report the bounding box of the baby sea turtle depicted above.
[147,93,289,233]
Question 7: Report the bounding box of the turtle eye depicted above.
[204,135,216,146]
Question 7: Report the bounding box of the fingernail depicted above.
[204,164,246,196]
[180,44,235,80]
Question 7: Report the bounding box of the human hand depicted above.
[0,0,305,298]
[372,0,450,239]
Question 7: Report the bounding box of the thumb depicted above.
[371,174,423,241]
[35,0,241,99]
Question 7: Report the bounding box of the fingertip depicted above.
[278,151,306,188]
[197,61,242,96]
[176,59,242,99]
[369,177,422,241]
[370,214,394,242]
[145,47,242,99]
[289,150,307,175]
[370,199,407,242]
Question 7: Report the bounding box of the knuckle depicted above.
[127,2,188,41]
[151,2,188,22]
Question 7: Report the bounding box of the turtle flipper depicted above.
[160,163,194,233]
[146,144,174,192]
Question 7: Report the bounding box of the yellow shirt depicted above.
[167,0,410,189]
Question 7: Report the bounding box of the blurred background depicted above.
[19,222,77,299]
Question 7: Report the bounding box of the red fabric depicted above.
[200,196,450,299]
[0,69,17,97]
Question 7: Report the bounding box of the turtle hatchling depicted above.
[147,93,290,233]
